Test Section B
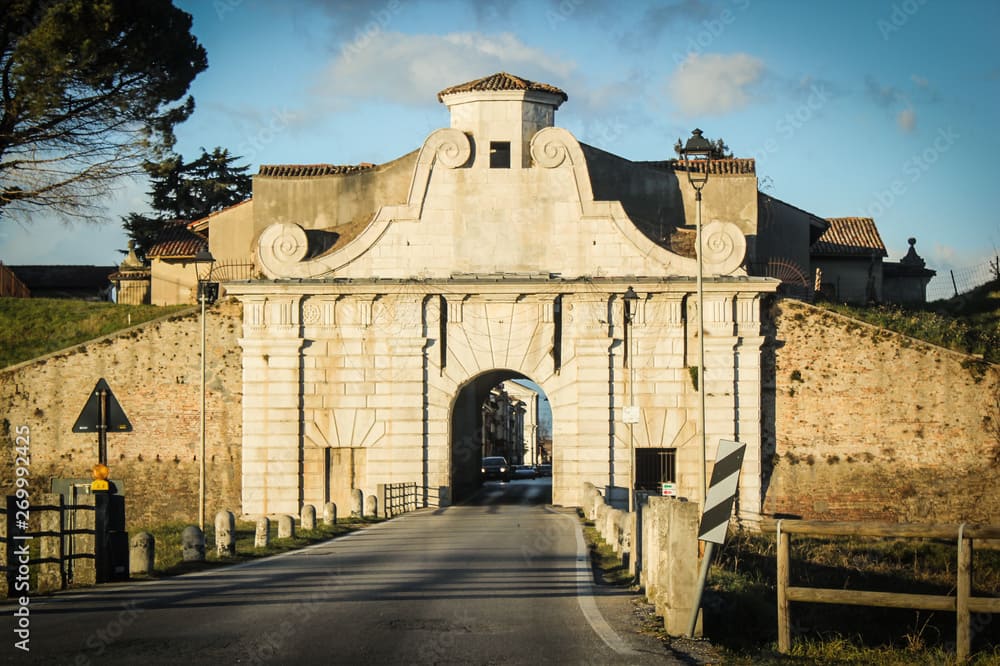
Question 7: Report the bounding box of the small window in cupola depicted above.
[489,141,511,168]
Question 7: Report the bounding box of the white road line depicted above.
[556,509,639,657]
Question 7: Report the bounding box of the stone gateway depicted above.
[225,73,777,520]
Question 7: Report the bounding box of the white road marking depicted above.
[556,509,640,657]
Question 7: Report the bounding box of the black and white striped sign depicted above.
[697,439,747,544]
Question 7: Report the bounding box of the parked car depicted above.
[481,456,510,482]
[535,464,552,477]
[512,464,537,480]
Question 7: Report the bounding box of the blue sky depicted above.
[2,0,998,297]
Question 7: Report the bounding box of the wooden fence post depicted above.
[777,522,791,654]
[957,527,972,662]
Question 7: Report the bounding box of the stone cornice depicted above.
[224,275,779,297]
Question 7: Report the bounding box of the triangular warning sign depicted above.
[72,378,133,433]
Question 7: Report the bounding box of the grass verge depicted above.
[131,516,381,577]
[707,531,1000,664]
[0,297,190,368]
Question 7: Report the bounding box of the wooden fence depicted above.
[761,519,1000,661]
[0,262,30,298]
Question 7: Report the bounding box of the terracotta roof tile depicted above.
[813,217,888,257]
[146,223,207,258]
[437,72,568,102]
[257,163,375,178]
[638,158,756,175]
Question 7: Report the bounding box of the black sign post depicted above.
[71,379,131,582]
[72,378,132,466]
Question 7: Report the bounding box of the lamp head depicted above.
[192,247,216,282]
[680,128,712,190]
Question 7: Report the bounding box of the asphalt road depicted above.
[3,479,686,665]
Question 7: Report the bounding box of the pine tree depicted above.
[123,147,252,260]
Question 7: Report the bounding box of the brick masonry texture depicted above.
[2,297,996,530]
[0,301,243,530]
[762,299,999,523]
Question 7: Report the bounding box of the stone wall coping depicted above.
[0,304,202,376]
[780,299,999,368]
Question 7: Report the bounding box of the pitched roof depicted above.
[813,217,888,257]
[187,198,252,232]
[146,223,207,259]
[257,163,375,178]
[437,72,568,102]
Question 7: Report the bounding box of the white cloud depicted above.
[668,52,765,116]
[898,108,916,133]
[320,31,575,107]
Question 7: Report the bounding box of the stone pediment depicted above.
[257,126,746,280]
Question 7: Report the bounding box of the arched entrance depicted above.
[450,370,551,502]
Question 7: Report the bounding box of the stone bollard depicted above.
[181,526,205,562]
[606,508,622,552]
[255,517,270,548]
[350,489,364,518]
[365,494,378,519]
[301,504,316,530]
[215,511,236,557]
[129,532,155,575]
[278,514,296,539]
[663,500,701,636]
[323,502,337,526]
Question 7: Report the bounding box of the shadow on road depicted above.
[462,478,553,506]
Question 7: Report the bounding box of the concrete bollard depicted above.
[588,493,604,523]
[663,499,701,636]
[255,517,270,548]
[301,504,316,530]
[606,508,622,552]
[323,502,337,526]
[350,489,363,517]
[130,532,155,575]
[181,526,205,562]
[365,494,378,519]
[595,502,609,539]
[278,514,296,539]
[215,510,236,557]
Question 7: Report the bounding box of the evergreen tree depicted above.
[123,147,252,260]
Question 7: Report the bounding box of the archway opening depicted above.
[450,370,552,503]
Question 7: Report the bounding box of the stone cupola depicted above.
[437,72,568,168]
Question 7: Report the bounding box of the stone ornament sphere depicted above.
[701,221,746,275]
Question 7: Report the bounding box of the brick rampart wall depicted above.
[763,299,999,523]
[2,297,995,529]
[0,301,243,530]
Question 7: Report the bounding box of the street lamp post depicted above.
[193,248,217,531]
[680,128,712,507]
[623,285,639,512]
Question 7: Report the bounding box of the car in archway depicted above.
[481,456,510,482]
